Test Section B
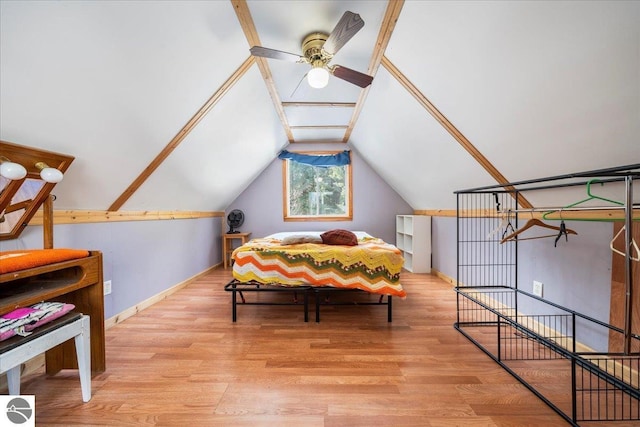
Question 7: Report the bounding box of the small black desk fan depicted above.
[226,209,244,234]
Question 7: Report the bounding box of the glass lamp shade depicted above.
[0,161,27,180]
[40,167,64,183]
[307,67,329,89]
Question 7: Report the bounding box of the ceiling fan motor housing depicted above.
[248,11,372,88]
[302,32,331,63]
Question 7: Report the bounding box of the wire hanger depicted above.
[542,178,624,221]
[553,209,574,247]
[610,225,640,262]
[487,209,515,239]
[487,193,514,239]
[500,211,577,244]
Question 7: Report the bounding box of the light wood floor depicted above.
[18,269,573,426]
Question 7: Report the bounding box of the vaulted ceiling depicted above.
[1,1,638,212]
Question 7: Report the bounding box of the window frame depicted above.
[281,150,353,222]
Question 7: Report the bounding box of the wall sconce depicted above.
[35,162,64,183]
[307,61,330,89]
[0,156,27,180]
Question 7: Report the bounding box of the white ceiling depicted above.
[1,1,638,211]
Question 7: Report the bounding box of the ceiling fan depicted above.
[249,11,373,89]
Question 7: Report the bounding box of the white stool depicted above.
[0,313,91,402]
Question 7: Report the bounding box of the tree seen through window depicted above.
[283,151,352,221]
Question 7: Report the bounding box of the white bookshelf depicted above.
[396,215,431,273]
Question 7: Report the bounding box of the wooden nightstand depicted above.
[223,232,251,268]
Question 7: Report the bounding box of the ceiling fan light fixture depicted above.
[307,66,329,89]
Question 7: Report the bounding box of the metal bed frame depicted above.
[224,279,393,323]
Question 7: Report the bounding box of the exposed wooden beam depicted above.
[288,139,345,144]
[282,102,356,108]
[108,56,255,211]
[290,125,348,130]
[30,210,223,225]
[232,0,294,142]
[343,0,404,142]
[381,56,533,209]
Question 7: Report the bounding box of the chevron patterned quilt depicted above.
[231,233,406,297]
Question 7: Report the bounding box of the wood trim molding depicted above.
[288,139,346,144]
[343,0,404,142]
[282,102,356,108]
[381,56,532,209]
[232,0,294,143]
[29,210,224,225]
[428,208,639,220]
[431,268,455,287]
[290,125,348,130]
[414,209,457,217]
[108,56,255,211]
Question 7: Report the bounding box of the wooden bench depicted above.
[0,313,91,402]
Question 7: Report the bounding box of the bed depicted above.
[225,230,405,322]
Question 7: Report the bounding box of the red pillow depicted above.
[320,229,358,246]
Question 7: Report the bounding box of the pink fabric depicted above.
[24,304,75,332]
[0,303,76,341]
[2,307,36,319]
[0,330,16,341]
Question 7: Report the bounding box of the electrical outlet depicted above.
[104,280,112,296]
[533,280,543,298]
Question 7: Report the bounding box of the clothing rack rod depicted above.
[455,163,640,193]
[504,204,640,214]
[624,175,634,355]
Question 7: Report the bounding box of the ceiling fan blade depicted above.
[332,65,373,88]
[323,11,365,55]
[250,46,305,63]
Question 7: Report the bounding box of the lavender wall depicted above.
[431,214,615,351]
[432,216,457,278]
[516,220,614,351]
[225,144,413,244]
[0,217,222,319]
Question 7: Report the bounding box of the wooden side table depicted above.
[223,232,251,268]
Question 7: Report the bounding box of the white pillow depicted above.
[280,235,323,245]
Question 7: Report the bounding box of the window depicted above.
[281,150,352,221]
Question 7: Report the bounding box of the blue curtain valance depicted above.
[277,150,351,167]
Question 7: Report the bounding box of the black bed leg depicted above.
[315,293,320,323]
[388,295,392,322]
[303,289,309,322]
[231,289,237,322]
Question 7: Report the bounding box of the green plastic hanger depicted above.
[542,179,625,222]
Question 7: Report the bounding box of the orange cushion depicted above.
[0,249,90,274]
